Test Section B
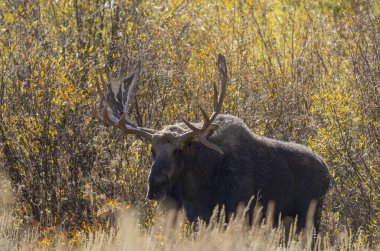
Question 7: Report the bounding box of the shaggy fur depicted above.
[147,114,331,232]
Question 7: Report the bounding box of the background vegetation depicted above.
[0,0,379,249]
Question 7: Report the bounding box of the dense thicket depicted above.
[0,0,378,245]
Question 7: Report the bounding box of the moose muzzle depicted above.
[146,176,170,201]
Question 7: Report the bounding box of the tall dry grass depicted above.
[9,208,370,251]
[0,171,371,251]
[82,209,369,251]
[0,171,37,250]
[0,171,15,250]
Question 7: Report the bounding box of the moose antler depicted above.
[95,59,155,141]
[176,54,228,154]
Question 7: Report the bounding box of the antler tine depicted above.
[124,60,141,115]
[205,54,227,125]
[181,118,202,132]
[213,82,218,113]
[212,54,227,118]
[94,60,155,142]
[94,73,110,118]
[199,106,210,125]
[176,54,228,152]
[102,106,147,138]
[117,112,154,140]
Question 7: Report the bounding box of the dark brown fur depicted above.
[147,114,330,233]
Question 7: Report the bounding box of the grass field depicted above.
[0,173,369,250]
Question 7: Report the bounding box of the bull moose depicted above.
[95,54,330,234]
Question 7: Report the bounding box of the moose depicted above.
[95,54,330,234]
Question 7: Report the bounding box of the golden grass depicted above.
[82,207,369,251]
[0,171,370,251]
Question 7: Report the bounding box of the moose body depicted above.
[95,54,330,233]
[149,114,330,231]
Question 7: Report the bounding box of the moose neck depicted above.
[174,141,223,222]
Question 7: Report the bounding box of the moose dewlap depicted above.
[95,54,330,234]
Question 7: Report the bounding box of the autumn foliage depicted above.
[0,0,379,248]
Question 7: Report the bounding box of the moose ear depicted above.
[198,137,224,154]
[185,123,223,154]
[185,137,223,155]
